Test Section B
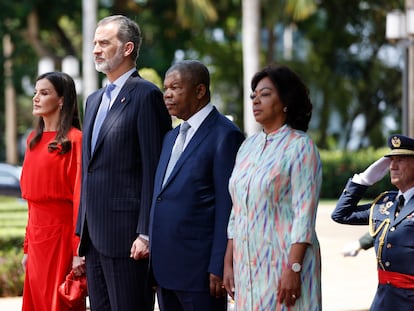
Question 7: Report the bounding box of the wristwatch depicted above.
[288,262,302,273]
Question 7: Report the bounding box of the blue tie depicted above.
[91,83,116,151]
[162,122,191,186]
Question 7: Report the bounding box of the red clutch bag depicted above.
[58,270,88,307]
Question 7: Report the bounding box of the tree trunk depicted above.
[406,0,414,137]
[3,34,18,164]
[242,0,261,136]
[82,0,98,112]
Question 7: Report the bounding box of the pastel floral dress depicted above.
[228,125,322,310]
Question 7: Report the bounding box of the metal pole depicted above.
[242,0,261,136]
[3,34,18,164]
[408,45,414,137]
[406,0,414,137]
[403,44,409,135]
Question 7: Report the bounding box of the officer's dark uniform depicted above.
[332,134,414,311]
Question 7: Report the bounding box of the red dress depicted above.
[20,128,84,311]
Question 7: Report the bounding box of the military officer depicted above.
[332,134,414,311]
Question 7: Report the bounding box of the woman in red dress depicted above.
[20,72,85,311]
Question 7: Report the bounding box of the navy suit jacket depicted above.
[76,71,171,258]
[149,107,244,291]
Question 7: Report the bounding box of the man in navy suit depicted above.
[76,15,171,311]
[332,134,414,311]
[149,60,245,311]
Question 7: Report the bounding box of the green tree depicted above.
[296,0,403,149]
[0,1,83,161]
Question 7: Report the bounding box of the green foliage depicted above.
[296,0,403,150]
[139,67,163,89]
[320,148,395,199]
[0,248,24,297]
[0,196,26,297]
[0,197,26,250]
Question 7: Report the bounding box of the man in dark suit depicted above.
[76,15,171,311]
[332,134,414,311]
[149,60,245,311]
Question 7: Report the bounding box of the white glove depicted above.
[353,157,390,186]
[341,240,362,257]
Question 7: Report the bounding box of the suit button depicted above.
[157,197,162,202]
[385,261,390,267]
[390,227,395,232]
[386,243,392,249]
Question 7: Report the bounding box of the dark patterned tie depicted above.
[396,195,405,216]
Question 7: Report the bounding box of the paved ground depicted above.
[317,203,375,311]
[0,297,160,310]
[0,202,376,310]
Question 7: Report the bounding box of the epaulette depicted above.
[370,191,398,208]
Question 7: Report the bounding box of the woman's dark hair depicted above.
[251,64,312,132]
[29,71,81,154]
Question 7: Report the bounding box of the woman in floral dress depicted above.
[223,65,322,310]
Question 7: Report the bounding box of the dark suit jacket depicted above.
[149,107,245,292]
[76,71,171,258]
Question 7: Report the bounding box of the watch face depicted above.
[292,263,301,272]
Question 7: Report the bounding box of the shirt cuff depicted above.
[139,234,149,241]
